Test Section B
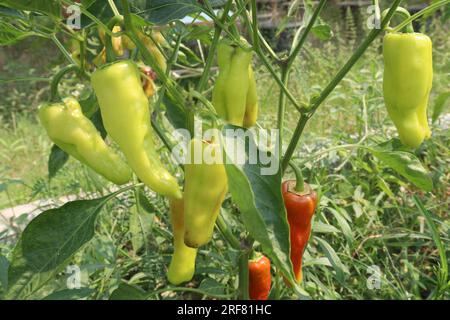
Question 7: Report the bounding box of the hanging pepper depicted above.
[167,197,198,285]
[212,39,257,127]
[39,97,132,185]
[243,66,258,128]
[184,138,228,248]
[248,254,271,300]
[99,25,124,57]
[282,178,317,283]
[91,60,182,199]
[383,8,433,148]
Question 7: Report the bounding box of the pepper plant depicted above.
[0,0,448,300]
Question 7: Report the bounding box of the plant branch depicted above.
[281,0,404,172]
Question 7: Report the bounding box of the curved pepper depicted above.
[167,197,198,285]
[91,60,182,199]
[282,180,317,283]
[383,32,433,148]
[39,97,132,185]
[212,39,255,127]
[184,138,228,248]
[248,254,271,300]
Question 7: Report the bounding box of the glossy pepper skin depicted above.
[212,39,257,127]
[383,32,433,148]
[184,138,228,248]
[248,254,271,300]
[91,60,182,199]
[282,180,317,283]
[39,97,132,185]
[167,197,198,285]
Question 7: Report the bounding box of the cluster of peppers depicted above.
[39,5,433,299]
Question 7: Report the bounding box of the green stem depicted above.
[51,34,77,66]
[382,7,414,33]
[289,161,305,192]
[49,64,79,102]
[216,213,241,250]
[151,111,175,152]
[238,250,250,300]
[287,0,327,70]
[105,16,123,63]
[281,0,404,172]
[281,114,308,172]
[277,65,289,156]
[392,0,450,33]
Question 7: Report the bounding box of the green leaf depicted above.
[329,208,354,244]
[0,254,9,293]
[432,91,450,123]
[413,196,448,295]
[221,126,295,283]
[311,24,333,40]
[197,278,225,296]
[43,288,94,300]
[6,196,110,299]
[48,145,69,180]
[164,95,187,130]
[129,199,153,253]
[312,221,340,234]
[315,237,349,283]
[0,0,61,17]
[368,147,433,191]
[0,20,35,46]
[110,282,146,300]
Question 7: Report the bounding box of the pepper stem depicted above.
[49,64,79,102]
[381,7,415,33]
[288,161,305,193]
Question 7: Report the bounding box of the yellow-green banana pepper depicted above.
[383,33,433,148]
[212,39,258,128]
[39,97,132,185]
[167,197,197,285]
[184,138,228,248]
[91,60,182,199]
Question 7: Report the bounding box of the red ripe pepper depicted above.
[248,254,271,300]
[282,180,317,283]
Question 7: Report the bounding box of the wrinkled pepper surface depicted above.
[184,138,228,248]
[91,60,182,199]
[383,32,433,148]
[248,254,271,300]
[282,180,317,283]
[39,97,132,185]
[167,197,198,285]
[212,39,258,128]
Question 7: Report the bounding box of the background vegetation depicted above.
[0,3,448,299]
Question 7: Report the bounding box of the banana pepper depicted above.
[39,97,132,185]
[212,39,258,128]
[91,60,182,199]
[383,32,433,148]
[184,138,228,248]
[167,197,197,285]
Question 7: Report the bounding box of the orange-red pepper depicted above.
[282,180,317,283]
